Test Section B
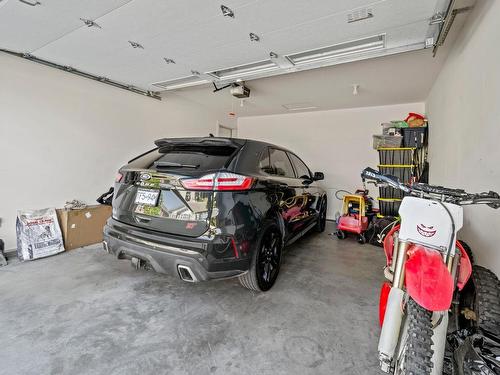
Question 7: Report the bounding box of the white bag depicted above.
[16,208,65,261]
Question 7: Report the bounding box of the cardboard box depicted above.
[56,205,112,250]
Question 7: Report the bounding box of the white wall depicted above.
[238,102,425,218]
[426,0,500,274]
[0,52,218,250]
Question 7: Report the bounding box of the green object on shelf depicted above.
[390,120,409,128]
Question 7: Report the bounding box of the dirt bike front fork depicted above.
[378,241,408,372]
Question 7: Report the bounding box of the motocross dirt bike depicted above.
[360,167,500,375]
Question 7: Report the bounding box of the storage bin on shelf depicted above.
[377,147,415,165]
[377,198,402,217]
[402,127,427,148]
[372,135,403,149]
[378,164,414,184]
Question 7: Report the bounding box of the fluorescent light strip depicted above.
[286,34,385,65]
[207,60,280,81]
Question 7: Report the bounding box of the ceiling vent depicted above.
[285,34,385,66]
[347,8,374,23]
[152,75,209,90]
[207,60,280,81]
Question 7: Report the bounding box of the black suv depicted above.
[104,137,327,291]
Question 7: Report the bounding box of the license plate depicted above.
[135,189,160,206]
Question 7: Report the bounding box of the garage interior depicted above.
[1,1,500,374]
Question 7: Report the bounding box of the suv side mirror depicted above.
[313,172,324,181]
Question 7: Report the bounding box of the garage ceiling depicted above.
[0,0,450,92]
[171,48,451,123]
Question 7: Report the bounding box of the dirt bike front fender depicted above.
[405,245,454,312]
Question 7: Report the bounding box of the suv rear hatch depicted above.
[113,138,245,237]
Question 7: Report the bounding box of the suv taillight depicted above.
[115,172,123,182]
[181,172,253,191]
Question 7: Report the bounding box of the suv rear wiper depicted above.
[154,161,199,169]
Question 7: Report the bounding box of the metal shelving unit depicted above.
[376,147,427,217]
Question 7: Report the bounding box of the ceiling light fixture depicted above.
[128,41,144,49]
[207,59,279,81]
[191,70,201,76]
[285,34,385,66]
[220,5,234,18]
[269,51,279,59]
[163,58,176,64]
[249,33,260,42]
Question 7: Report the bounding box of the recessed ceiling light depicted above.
[282,102,318,111]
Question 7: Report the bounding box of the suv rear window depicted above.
[151,146,236,173]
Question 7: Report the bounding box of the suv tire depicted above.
[239,222,282,292]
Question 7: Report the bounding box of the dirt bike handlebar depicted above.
[361,167,500,209]
[361,167,411,193]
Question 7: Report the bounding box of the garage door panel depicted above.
[259,1,436,56]
[0,0,132,52]
[224,0,376,34]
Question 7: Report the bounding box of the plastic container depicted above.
[378,199,402,217]
[379,186,405,200]
[378,148,414,165]
[378,166,413,184]
[402,127,427,148]
[373,135,403,149]
[381,123,402,136]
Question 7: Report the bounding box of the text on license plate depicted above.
[135,189,160,206]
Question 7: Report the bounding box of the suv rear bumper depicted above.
[103,218,249,282]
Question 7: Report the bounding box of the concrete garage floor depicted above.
[0,223,385,375]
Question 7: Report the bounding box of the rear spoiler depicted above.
[155,137,241,148]
[154,137,245,153]
[127,147,159,164]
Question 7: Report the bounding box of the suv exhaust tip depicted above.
[177,265,197,283]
